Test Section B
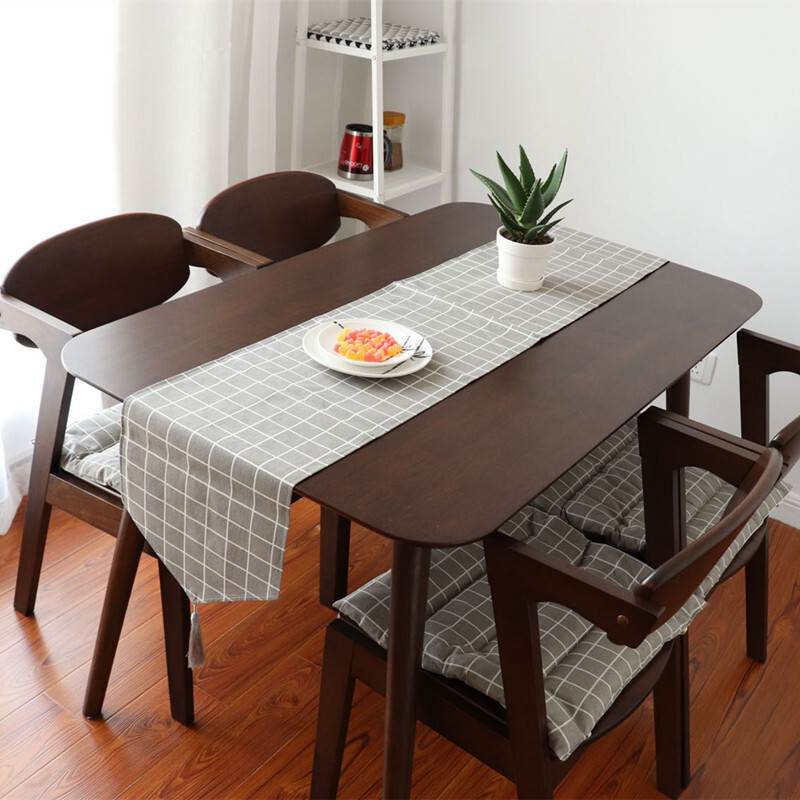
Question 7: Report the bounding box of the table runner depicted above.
[120,227,666,604]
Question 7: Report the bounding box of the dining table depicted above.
[60,202,762,798]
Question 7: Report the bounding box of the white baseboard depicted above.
[771,487,800,530]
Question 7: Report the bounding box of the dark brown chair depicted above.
[734,328,800,657]
[524,357,800,664]
[0,213,261,721]
[49,184,402,724]
[188,170,407,275]
[310,409,785,798]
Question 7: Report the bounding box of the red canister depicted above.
[337,123,392,181]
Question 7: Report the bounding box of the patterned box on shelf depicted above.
[307,17,440,51]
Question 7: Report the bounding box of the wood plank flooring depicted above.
[1,500,800,798]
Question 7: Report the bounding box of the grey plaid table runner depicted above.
[120,227,667,604]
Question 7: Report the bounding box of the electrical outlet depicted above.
[690,353,718,385]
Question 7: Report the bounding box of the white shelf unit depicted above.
[290,0,455,205]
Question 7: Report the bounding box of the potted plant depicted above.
[471,146,571,290]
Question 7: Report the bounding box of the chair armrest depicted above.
[336,191,408,229]
[0,292,79,360]
[772,416,800,474]
[182,228,272,281]
[637,407,772,566]
[484,532,662,648]
[638,444,781,621]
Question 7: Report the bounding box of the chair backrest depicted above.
[2,213,190,334]
[196,171,343,263]
[738,328,800,475]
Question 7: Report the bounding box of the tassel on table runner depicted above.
[187,605,206,668]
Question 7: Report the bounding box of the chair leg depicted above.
[492,602,552,799]
[653,635,690,798]
[83,511,145,719]
[319,507,351,608]
[310,620,358,799]
[745,525,769,663]
[14,363,74,616]
[158,560,194,726]
[14,491,54,616]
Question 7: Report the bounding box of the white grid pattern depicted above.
[120,229,667,603]
[61,404,124,494]
[335,506,707,762]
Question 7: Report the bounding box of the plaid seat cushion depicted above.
[531,419,639,517]
[335,508,702,762]
[336,476,787,762]
[530,417,787,556]
[60,404,122,493]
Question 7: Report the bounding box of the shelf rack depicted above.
[290,0,455,205]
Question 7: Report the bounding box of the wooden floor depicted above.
[1,500,800,798]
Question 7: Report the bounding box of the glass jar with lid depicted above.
[383,111,405,171]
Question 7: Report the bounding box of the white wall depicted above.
[453,1,800,512]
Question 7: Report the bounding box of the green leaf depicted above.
[484,186,519,223]
[518,145,535,193]
[532,219,563,239]
[496,151,527,213]
[538,198,572,226]
[470,168,514,212]
[541,149,568,208]
[519,180,544,226]
[489,196,523,235]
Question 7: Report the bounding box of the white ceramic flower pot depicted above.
[495,227,554,291]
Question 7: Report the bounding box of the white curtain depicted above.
[118,0,280,225]
[0,1,118,534]
[0,0,280,534]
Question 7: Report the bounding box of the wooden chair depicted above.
[42,184,403,725]
[525,365,800,664]
[734,328,800,656]
[310,409,785,798]
[0,213,261,721]
[544,332,800,666]
[187,170,407,276]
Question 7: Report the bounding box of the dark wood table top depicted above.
[62,202,762,548]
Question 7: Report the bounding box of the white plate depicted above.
[317,318,418,369]
[303,321,432,379]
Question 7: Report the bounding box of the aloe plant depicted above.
[471,146,572,244]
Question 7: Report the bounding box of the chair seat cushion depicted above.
[335,508,701,762]
[335,474,787,762]
[60,404,122,493]
[530,417,787,556]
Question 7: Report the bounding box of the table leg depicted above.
[158,560,195,725]
[383,541,430,799]
[83,510,145,719]
[319,507,351,608]
[666,371,691,416]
